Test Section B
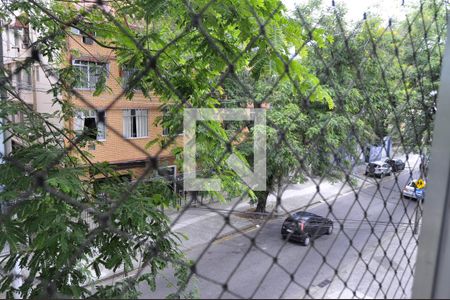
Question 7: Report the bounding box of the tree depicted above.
[230,0,447,213]
[394,0,446,155]
[0,0,335,296]
[0,99,191,298]
[103,0,336,210]
[296,0,402,145]
[293,0,445,179]
[221,69,360,213]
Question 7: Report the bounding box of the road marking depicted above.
[213,225,259,244]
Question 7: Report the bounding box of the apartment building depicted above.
[1,16,60,154]
[66,27,182,183]
[1,12,181,186]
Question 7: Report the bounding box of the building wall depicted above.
[2,21,57,112]
[1,18,62,154]
[66,31,181,167]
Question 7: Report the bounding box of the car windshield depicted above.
[408,181,417,188]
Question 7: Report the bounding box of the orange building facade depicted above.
[66,29,181,180]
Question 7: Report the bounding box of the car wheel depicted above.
[326,225,333,235]
[302,235,311,246]
[364,171,368,176]
[281,234,287,240]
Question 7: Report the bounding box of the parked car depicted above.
[385,159,406,172]
[402,179,426,200]
[365,161,392,178]
[281,212,333,246]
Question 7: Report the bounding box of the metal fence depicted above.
[0,0,448,298]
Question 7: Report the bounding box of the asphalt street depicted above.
[138,168,420,299]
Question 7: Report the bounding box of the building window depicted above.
[15,70,21,89]
[72,60,108,89]
[70,26,96,44]
[70,27,81,35]
[161,108,183,136]
[82,35,94,45]
[22,66,32,89]
[74,109,106,141]
[121,67,140,91]
[123,109,148,138]
[13,29,20,48]
[10,103,32,125]
[22,27,30,48]
[13,65,31,90]
[162,124,169,136]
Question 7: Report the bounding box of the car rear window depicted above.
[292,212,316,220]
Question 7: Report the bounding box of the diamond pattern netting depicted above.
[0,0,447,298]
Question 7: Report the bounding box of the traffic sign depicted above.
[416,179,426,189]
[415,188,424,199]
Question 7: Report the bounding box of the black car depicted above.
[385,159,405,172]
[281,212,333,246]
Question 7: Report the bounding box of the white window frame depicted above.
[72,59,108,90]
[70,27,81,35]
[123,109,148,139]
[74,109,106,141]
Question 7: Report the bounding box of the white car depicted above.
[402,179,425,200]
[365,161,392,178]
